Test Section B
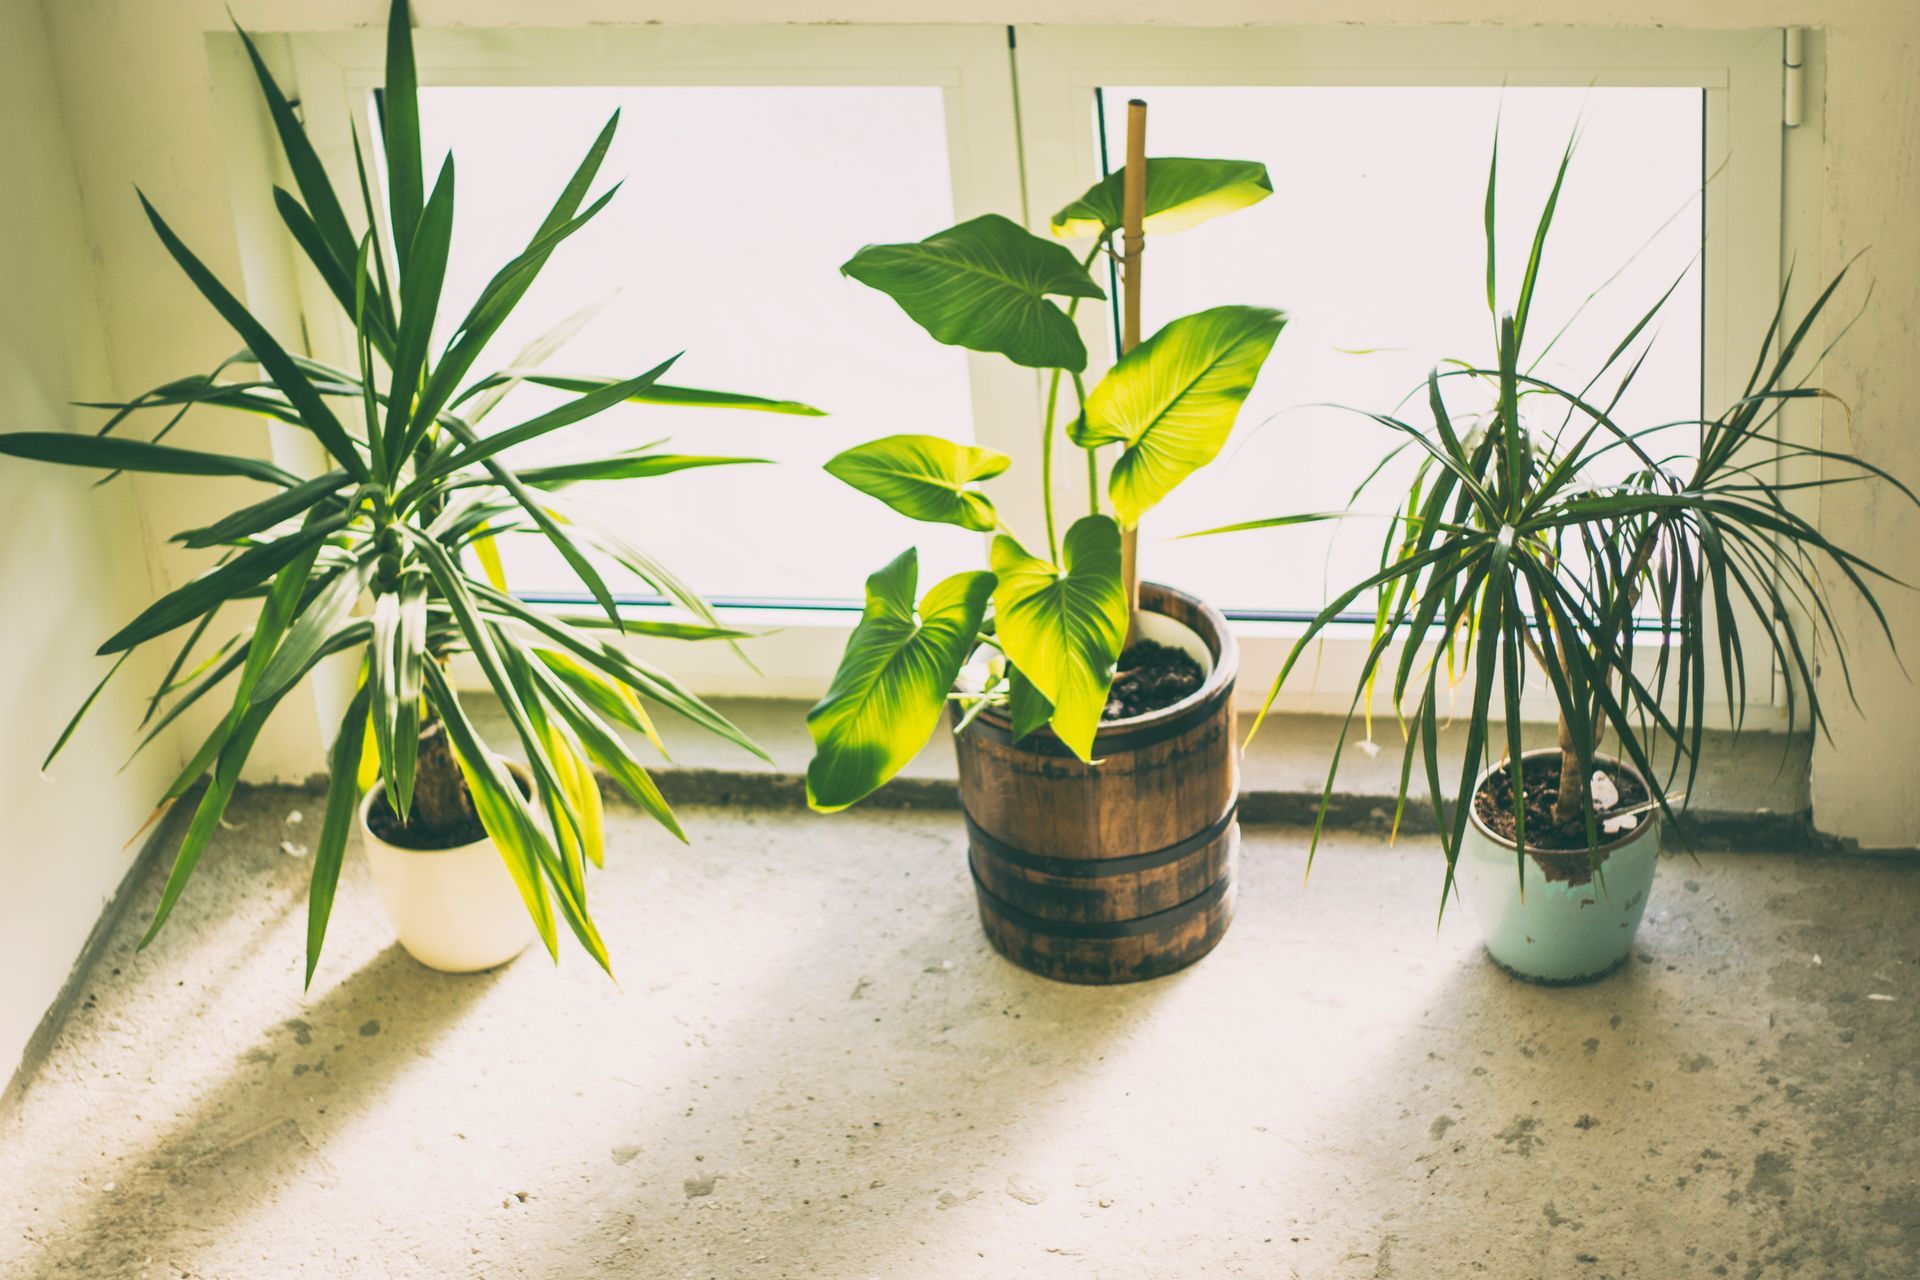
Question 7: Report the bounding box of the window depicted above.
[411,83,981,605]
[1088,85,1703,617]
[275,25,1797,712]
[1014,27,1790,715]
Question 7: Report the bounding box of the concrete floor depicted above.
[2,788,1916,1279]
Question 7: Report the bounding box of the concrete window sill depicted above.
[472,695,1838,854]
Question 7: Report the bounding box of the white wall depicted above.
[31,0,1920,849]
[0,0,184,1080]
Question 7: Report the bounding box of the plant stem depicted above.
[1038,238,1114,565]
[1549,523,1662,828]
[1552,707,1585,827]
[1072,370,1099,514]
[1118,99,1148,645]
[1040,366,1062,561]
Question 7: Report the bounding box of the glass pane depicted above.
[410,85,978,603]
[1096,86,1704,615]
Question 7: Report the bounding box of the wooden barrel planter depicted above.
[953,581,1239,984]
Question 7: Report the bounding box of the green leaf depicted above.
[419,356,678,486]
[824,434,1010,532]
[1071,305,1285,525]
[427,415,632,632]
[421,662,561,960]
[1513,130,1576,347]
[988,516,1127,760]
[136,193,367,480]
[1007,664,1052,743]
[805,550,994,813]
[1050,157,1273,239]
[512,374,824,416]
[541,715,606,867]
[254,555,376,703]
[381,0,423,271]
[42,653,131,770]
[174,470,352,548]
[842,214,1103,372]
[530,659,684,841]
[534,648,665,751]
[469,581,769,764]
[0,431,299,487]
[382,152,456,474]
[511,451,770,489]
[1176,511,1338,539]
[137,695,282,949]
[410,113,621,437]
[98,512,351,655]
[306,681,371,988]
[273,188,391,354]
[234,22,356,278]
[368,574,429,820]
[446,298,612,424]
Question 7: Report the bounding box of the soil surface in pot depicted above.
[367,770,530,852]
[1103,639,1205,721]
[367,794,487,851]
[1474,754,1650,863]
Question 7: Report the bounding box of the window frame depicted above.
[269,23,1808,722]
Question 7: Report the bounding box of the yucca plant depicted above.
[1197,129,1910,894]
[1,0,816,981]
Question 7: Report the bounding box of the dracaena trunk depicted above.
[1551,709,1587,828]
[408,718,477,835]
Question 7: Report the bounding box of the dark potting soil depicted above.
[1103,639,1206,721]
[365,771,529,851]
[367,791,486,851]
[1473,754,1651,858]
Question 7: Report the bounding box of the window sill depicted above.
[466,693,1821,852]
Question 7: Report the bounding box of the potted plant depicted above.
[1196,133,1910,983]
[804,100,1285,983]
[4,0,814,981]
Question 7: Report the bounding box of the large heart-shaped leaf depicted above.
[1072,305,1286,525]
[842,214,1105,371]
[1050,158,1273,239]
[806,550,995,812]
[989,516,1127,760]
[824,434,1011,532]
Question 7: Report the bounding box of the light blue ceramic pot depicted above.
[1455,750,1659,985]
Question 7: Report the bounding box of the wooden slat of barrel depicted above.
[965,803,1237,924]
[953,582,1241,984]
[971,836,1239,984]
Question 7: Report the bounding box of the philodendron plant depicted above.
[804,158,1285,811]
[1198,130,1910,891]
[1,0,813,981]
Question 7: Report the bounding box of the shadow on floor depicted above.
[19,942,500,1280]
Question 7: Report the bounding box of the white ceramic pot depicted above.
[1454,749,1660,985]
[357,770,534,973]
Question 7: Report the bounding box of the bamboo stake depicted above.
[1118,98,1148,648]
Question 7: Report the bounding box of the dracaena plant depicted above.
[1195,130,1911,894]
[804,159,1284,812]
[1,0,817,982]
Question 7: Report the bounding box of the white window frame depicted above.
[261,23,1811,723]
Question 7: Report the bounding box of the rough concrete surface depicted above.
[2,786,1916,1279]
[476,698,1827,851]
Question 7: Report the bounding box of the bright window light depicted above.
[412,85,980,605]
[1095,86,1704,616]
